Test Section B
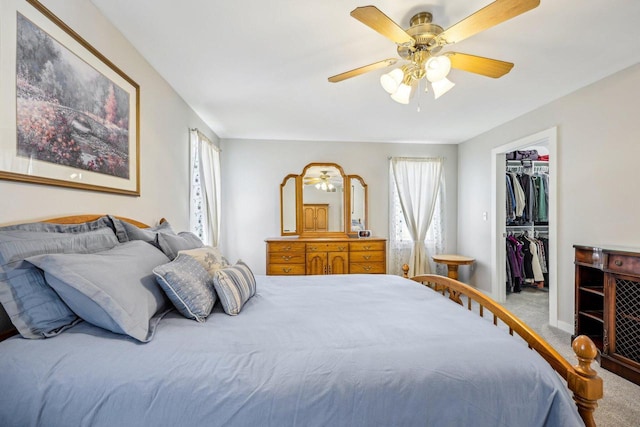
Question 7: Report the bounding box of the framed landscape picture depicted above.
[0,0,140,195]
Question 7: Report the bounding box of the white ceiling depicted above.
[91,0,640,144]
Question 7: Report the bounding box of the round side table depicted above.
[432,254,475,280]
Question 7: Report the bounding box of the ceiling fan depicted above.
[304,170,339,192]
[328,0,540,103]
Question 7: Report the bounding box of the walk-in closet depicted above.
[505,148,550,295]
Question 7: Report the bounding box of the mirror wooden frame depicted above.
[279,162,368,237]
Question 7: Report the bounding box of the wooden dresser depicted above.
[574,245,640,385]
[266,237,386,275]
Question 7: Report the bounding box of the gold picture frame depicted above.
[0,0,140,196]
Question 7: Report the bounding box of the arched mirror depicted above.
[280,163,367,237]
[280,174,298,235]
[349,175,367,232]
[302,165,345,234]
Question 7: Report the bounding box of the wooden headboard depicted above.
[0,214,152,341]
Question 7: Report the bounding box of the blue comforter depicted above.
[0,274,583,426]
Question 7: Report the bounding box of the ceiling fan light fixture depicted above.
[431,77,455,99]
[380,68,404,94]
[390,82,415,104]
[425,55,452,82]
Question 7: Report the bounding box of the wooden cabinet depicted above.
[303,204,328,232]
[574,245,640,385]
[266,237,386,276]
[306,242,349,275]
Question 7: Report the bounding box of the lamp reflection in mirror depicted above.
[315,182,336,192]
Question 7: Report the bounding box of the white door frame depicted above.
[490,127,558,328]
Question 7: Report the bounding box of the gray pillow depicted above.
[0,228,120,339]
[0,216,116,234]
[153,254,217,322]
[157,232,204,260]
[212,261,256,316]
[115,219,174,245]
[27,241,171,342]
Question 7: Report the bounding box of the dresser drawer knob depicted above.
[283,246,291,251]
[338,246,346,251]
[282,255,292,261]
[283,267,291,273]
[363,255,371,260]
[309,246,317,251]
[615,259,623,267]
[363,266,372,271]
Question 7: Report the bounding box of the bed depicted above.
[0,215,603,427]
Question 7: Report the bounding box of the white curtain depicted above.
[190,129,221,247]
[389,157,444,276]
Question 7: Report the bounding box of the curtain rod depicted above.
[387,156,444,161]
[190,128,221,151]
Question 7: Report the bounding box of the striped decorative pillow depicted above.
[212,261,256,315]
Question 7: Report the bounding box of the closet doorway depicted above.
[490,127,559,329]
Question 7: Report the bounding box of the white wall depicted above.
[0,0,217,229]
[458,63,640,330]
[219,139,458,274]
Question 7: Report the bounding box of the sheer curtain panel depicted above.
[389,157,444,276]
[190,129,221,247]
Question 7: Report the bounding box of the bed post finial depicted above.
[569,335,603,427]
[402,264,410,278]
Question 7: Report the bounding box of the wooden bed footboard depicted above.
[402,266,603,427]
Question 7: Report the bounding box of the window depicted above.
[388,158,445,276]
[190,129,220,246]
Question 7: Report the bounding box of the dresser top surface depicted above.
[266,236,386,243]
[574,244,640,256]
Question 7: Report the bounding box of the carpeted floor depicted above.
[503,288,640,427]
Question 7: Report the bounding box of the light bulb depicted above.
[390,83,413,104]
[380,68,404,94]
[432,77,455,99]
[425,56,452,82]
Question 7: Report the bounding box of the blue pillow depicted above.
[27,241,171,342]
[114,219,174,245]
[157,232,204,260]
[0,216,116,234]
[153,254,217,322]
[0,228,120,339]
[212,261,256,316]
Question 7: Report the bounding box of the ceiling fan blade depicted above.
[447,52,513,78]
[350,6,415,47]
[328,58,398,83]
[437,0,540,45]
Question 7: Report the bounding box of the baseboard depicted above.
[556,320,574,334]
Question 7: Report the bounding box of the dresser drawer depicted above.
[575,247,602,267]
[606,254,640,276]
[350,251,385,263]
[350,262,386,274]
[267,264,306,275]
[268,253,306,264]
[350,241,385,252]
[306,242,349,253]
[267,242,306,253]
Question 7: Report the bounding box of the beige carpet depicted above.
[503,288,640,427]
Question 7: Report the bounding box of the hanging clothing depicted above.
[505,235,525,293]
